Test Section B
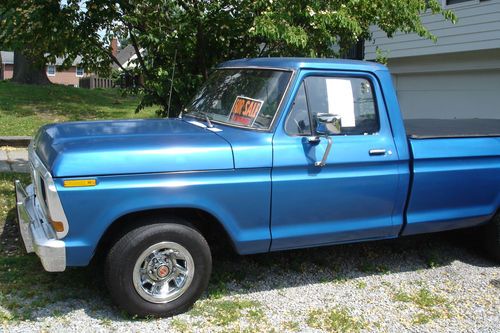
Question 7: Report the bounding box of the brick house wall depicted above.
[1,64,14,80]
[46,65,86,87]
[1,63,85,86]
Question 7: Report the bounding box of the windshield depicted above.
[185,68,292,129]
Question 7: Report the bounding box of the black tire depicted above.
[104,219,212,317]
[483,213,500,262]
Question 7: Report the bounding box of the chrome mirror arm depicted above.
[309,113,340,167]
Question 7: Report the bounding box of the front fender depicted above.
[55,169,271,266]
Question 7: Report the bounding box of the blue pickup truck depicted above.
[15,58,500,317]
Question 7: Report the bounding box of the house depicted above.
[45,55,87,87]
[365,0,500,122]
[114,44,136,69]
[0,51,14,81]
[113,45,145,87]
[0,39,121,87]
[1,51,87,87]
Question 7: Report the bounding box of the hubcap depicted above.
[132,241,194,303]
[157,265,169,278]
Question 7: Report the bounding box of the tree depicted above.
[0,0,456,115]
[12,52,51,85]
[0,1,84,84]
[252,0,457,57]
[79,0,456,117]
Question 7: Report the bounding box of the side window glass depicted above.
[305,76,379,135]
[285,83,311,135]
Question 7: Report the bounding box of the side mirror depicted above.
[307,113,341,167]
[316,113,341,135]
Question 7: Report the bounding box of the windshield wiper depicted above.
[204,114,214,128]
[184,110,214,128]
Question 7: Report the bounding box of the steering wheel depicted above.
[291,109,309,133]
[294,119,301,132]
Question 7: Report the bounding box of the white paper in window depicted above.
[326,78,355,127]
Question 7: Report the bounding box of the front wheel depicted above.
[104,220,212,317]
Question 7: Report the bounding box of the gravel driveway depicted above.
[1,224,499,333]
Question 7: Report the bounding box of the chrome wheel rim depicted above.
[132,241,194,303]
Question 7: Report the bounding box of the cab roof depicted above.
[218,57,387,72]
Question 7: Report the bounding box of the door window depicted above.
[284,83,312,135]
[285,76,379,136]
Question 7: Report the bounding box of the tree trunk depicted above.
[12,51,51,85]
[196,23,209,81]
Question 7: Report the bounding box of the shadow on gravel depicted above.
[208,230,498,293]
[0,213,498,323]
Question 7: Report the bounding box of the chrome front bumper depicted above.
[15,180,66,272]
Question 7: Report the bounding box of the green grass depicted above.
[0,81,158,136]
[190,299,263,326]
[393,287,447,309]
[306,307,366,333]
[356,280,367,289]
[171,318,192,332]
[393,290,413,303]
[0,252,101,323]
[358,262,390,274]
[413,311,441,325]
[393,287,452,325]
[0,173,102,323]
[282,320,300,331]
[423,250,443,269]
[0,173,29,256]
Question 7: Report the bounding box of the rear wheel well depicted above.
[92,208,236,264]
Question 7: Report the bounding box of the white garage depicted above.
[364,0,500,129]
[394,69,500,121]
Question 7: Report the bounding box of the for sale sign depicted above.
[228,96,263,126]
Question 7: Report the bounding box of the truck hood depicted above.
[33,118,234,177]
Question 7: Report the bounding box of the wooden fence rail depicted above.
[79,76,115,89]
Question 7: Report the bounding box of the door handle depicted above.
[369,149,386,156]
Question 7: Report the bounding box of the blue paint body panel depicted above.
[56,169,272,266]
[210,125,274,169]
[404,137,500,235]
[270,69,409,250]
[29,58,499,267]
[35,118,234,177]
[219,57,387,73]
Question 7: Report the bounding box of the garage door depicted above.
[393,70,500,120]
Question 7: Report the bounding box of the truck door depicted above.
[271,71,406,251]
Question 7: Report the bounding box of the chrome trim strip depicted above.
[15,180,66,272]
[16,182,34,253]
[219,65,296,71]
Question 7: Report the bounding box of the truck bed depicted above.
[403,132,500,236]
[404,119,500,139]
